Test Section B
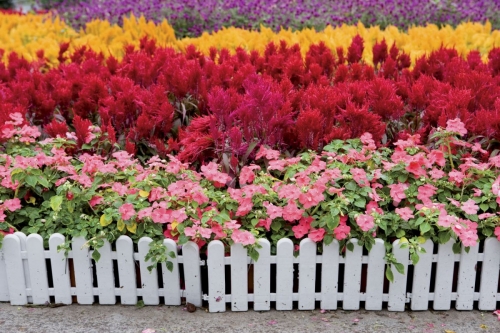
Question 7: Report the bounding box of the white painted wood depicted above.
[71,237,94,305]
[343,238,362,310]
[433,240,455,310]
[253,239,271,311]
[49,234,72,304]
[138,237,159,305]
[14,232,32,303]
[95,240,115,304]
[182,241,202,307]
[230,243,248,311]
[411,239,433,310]
[162,239,181,305]
[456,243,479,310]
[3,234,27,305]
[116,236,137,305]
[207,240,225,313]
[321,239,339,310]
[298,238,316,310]
[365,239,385,310]
[388,239,409,311]
[478,238,500,310]
[26,234,50,304]
[0,245,9,301]
[276,238,294,310]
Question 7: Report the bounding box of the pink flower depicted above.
[255,146,280,160]
[417,184,438,205]
[351,168,369,187]
[119,203,135,221]
[298,188,324,209]
[224,220,241,230]
[388,183,408,206]
[236,197,253,216]
[171,208,188,223]
[473,188,482,197]
[201,162,231,186]
[282,201,304,222]
[3,198,21,211]
[308,228,326,242]
[495,227,500,241]
[199,227,212,238]
[334,224,350,240]
[262,201,283,219]
[365,201,383,214]
[478,213,495,220]
[461,199,479,215]
[446,118,467,136]
[493,309,500,320]
[428,168,445,180]
[256,218,272,231]
[268,160,287,171]
[239,165,260,184]
[151,207,170,223]
[292,223,309,239]
[395,207,414,221]
[278,184,301,200]
[89,196,104,207]
[356,214,375,231]
[447,198,461,208]
[138,207,153,219]
[231,229,255,245]
[437,212,456,228]
[112,183,128,196]
[184,226,197,237]
[459,229,478,247]
[448,170,465,184]
[428,150,446,167]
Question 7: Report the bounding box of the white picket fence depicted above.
[0,232,499,312]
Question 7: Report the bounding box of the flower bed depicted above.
[49,0,500,37]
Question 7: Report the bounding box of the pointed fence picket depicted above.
[1,233,499,313]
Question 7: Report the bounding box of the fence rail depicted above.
[1,232,499,312]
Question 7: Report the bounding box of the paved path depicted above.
[0,303,499,332]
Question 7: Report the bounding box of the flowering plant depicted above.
[1,114,499,279]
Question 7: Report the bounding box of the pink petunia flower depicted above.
[308,228,326,242]
[3,198,21,211]
[446,118,467,136]
[461,199,479,215]
[119,203,136,221]
[334,224,350,240]
[231,229,255,245]
[395,207,414,221]
[387,183,408,206]
[351,168,369,187]
[262,201,283,219]
[282,201,304,222]
[356,214,375,231]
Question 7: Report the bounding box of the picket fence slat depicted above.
[433,240,455,310]
[14,233,32,303]
[320,239,339,310]
[343,238,362,310]
[365,239,385,310]
[298,238,316,310]
[207,240,225,313]
[95,240,115,304]
[49,234,72,305]
[478,238,500,310]
[411,239,433,310]
[230,243,248,311]
[388,240,409,311]
[116,236,137,305]
[456,243,479,310]
[0,245,9,301]
[26,234,50,304]
[163,239,181,306]
[275,238,294,310]
[1,235,499,312]
[182,241,202,307]
[3,234,27,305]
[254,239,271,311]
[138,237,159,305]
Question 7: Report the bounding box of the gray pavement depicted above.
[0,303,499,333]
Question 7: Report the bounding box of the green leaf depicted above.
[452,242,462,254]
[395,229,405,238]
[394,262,405,275]
[354,198,366,208]
[397,174,408,182]
[419,222,431,234]
[323,234,334,246]
[38,176,50,188]
[346,242,354,252]
[92,250,101,262]
[165,261,174,272]
[271,220,282,232]
[135,300,145,309]
[168,251,176,259]
[438,231,451,244]
[480,203,489,212]
[344,181,357,191]
[411,252,420,265]
[249,248,260,262]
[50,195,63,212]
[26,175,38,188]
[385,265,394,282]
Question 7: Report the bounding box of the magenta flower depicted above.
[308,228,326,242]
[387,183,408,206]
[119,203,136,221]
[282,201,304,222]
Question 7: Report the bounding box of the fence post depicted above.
[4,234,27,305]
[207,240,225,312]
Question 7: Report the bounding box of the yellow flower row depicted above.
[1,13,499,65]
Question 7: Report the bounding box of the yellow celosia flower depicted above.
[1,12,499,66]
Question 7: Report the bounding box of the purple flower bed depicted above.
[50,0,500,37]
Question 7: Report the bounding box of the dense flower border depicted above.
[1,114,499,277]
